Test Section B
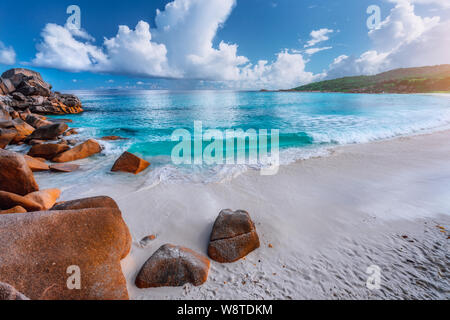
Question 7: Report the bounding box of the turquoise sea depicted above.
[35,91,450,189]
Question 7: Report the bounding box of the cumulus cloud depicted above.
[238,50,324,89]
[0,42,16,65]
[304,28,334,48]
[328,0,450,78]
[31,0,318,89]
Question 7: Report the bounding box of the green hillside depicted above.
[290,65,450,93]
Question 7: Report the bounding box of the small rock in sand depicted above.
[139,235,157,247]
[135,244,210,288]
[208,209,260,263]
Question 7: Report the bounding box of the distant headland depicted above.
[262,65,450,94]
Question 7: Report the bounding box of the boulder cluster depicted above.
[0,68,83,115]
[0,147,131,299]
[0,68,150,175]
[135,209,260,289]
[0,68,261,299]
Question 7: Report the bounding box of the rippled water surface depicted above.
[32,91,450,189]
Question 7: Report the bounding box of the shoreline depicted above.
[94,129,450,300]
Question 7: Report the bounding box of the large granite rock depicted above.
[26,122,68,141]
[11,118,34,143]
[1,69,52,97]
[135,244,210,289]
[0,69,84,115]
[52,139,102,162]
[51,196,119,211]
[25,114,52,129]
[111,151,150,175]
[0,205,132,300]
[208,210,260,263]
[27,143,70,160]
[0,149,39,196]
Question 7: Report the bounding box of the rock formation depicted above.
[0,69,83,115]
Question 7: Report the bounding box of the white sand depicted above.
[70,131,450,299]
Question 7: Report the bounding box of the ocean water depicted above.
[33,91,450,191]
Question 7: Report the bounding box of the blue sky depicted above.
[0,0,449,90]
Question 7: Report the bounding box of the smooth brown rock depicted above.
[11,118,35,143]
[25,189,61,211]
[0,128,17,148]
[0,191,42,212]
[49,163,80,172]
[0,207,132,300]
[24,155,49,172]
[208,210,260,263]
[27,143,70,160]
[0,206,27,215]
[111,151,150,175]
[52,139,101,163]
[26,122,68,141]
[25,114,52,129]
[135,244,210,289]
[100,136,128,141]
[51,196,119,211]
[0,282,30,300]
[0,149,39,196]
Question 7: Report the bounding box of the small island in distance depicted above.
[265,64,450,94]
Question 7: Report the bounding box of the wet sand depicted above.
[70,130,450,299]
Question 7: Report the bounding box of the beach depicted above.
[79,129,450,300]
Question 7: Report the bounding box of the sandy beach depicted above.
[70,129,450,300]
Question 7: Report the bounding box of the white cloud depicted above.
[31,0,318,89]
[304,28,334,48]
[33,23,107,72]
[328,0,450,78]
[0,42,16,65]
[403,0,450,9]
[304,46,332,55]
